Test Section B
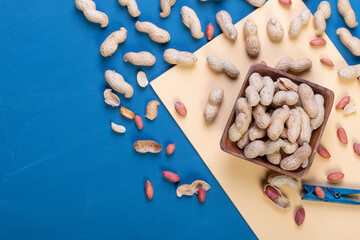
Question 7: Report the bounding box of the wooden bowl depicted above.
[220,63,334,178]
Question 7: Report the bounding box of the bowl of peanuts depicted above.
[220,63,334,178]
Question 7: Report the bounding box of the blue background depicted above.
[0,0,359,239]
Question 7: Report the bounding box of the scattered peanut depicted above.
[134,140,162,153]
[245,73,264,106]
[289,9,311,39]
[327,172,344,182]
[100,28,127,57]
[337,0,358,28]
[229,98,252,142]
[298,83,318,118]
[353,143,360,156]
[105,70,134,98]
[315,186,325,199]
[275,57,312,73]
[335,96,350,109]
[244,139,285,159]
[162,171,180,182]
[286,108,301,143]
[280,128,288,139]
[246,0,265,7]
[267,174,300,188]
[75,0,109,28]
[279,0,291,6]
[229,113,250,142]
[336,28,360,56]
[206,23,215,41]
[303,159,309,168]
[260,76,275,106]
[243,19,261,57]
[134,115,143,130]
[272,91,299,107]
[266,151,282,165]
[235,98,252,121]
[297,107,312,145]
[145,180,154,200]
[104,89,120,107]
[313,1,331,36]
[206,55,240,78]
[160,0,176,18]
[309,38,327,46]
[280,142,311,171]
[343,102,357,115]
[166,143,175,155]
[273,81,280,93]
[268,105,290,141]
[264,185,279,200]
[111,122,126,133]
[204,88,224,122]
[249,125,267,141]
[310,94,325,130]
[197,187,206,203]
[317,146,331,159]
[295,207,305,226]
[118,0,140,17]
[175,101,187,117]
[177,180,210,197]
[146,100,160,120]
[137,71,149,88]
[124,51,156,66]
[267,18,284,42]
[282,140,298,154]
[181,6,203,39]
[237,130,251,149]
[301,158,309,168]
[253,104,271,129]
[120,106,135,119]
[277,78,298,92]
[264,184,291,209]
[337,64,360,80]
[216,10,238,41]
[135,21,170,43]
[337,127,348,144]
[320,58,335,67]
[163,48,198,66]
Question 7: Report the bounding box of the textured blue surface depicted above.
[0,0,359,239]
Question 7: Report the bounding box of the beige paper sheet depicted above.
[151,0,360,238]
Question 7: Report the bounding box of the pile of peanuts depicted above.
[229,74,325,171]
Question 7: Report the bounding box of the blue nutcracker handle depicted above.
[302,184,360,205]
